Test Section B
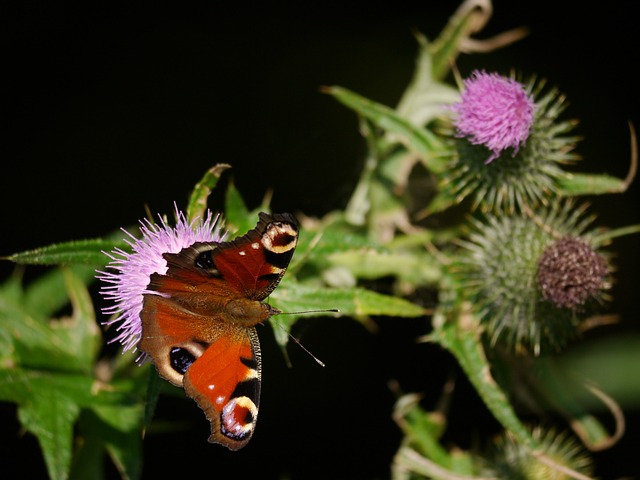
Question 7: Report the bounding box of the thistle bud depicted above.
[457,201,611,355]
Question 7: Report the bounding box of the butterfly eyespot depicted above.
[170,347,195,374]
[194,250,217,270]
[221,397,257,441]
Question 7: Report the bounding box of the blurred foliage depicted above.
[1,1,639,479]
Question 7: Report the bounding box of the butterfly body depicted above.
[139,212,299,450]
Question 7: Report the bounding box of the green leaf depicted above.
[271,280,426,320]
[186,163,231,222]
[18,388,80,480]
[0,365,145,480]
[521,334,640,451]
[5,238,127,267]
[268,280,424,349]
[0,262,145,479]
[1,302,79,372]
[69,430,108,480]
[22,265,98,319]
[325,86,449,173]
[224,179,255,235]
[86,402,144,480]
[0,268,100,373]
[2,369,89,480]
[393,394,452,467]
[56,268,101,370]
[326,249,442,286]
[293,218,375,268]
[142,368,163,430]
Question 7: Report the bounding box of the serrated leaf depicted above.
[428,306,538,451]
[0,268,99,373]
[18,388,80,480]
[271,279,426,320]
[268,280,425,349]
[3,369,90,480]
[5,238,128,267]
[0,365,145,480]
[1,303,79,372]
[325,86,449,173]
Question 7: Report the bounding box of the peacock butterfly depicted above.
[139,212,299,450]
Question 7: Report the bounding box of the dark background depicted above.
[2,1,639,478]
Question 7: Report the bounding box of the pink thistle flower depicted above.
[97,206,225,357]
[452,70,535,163]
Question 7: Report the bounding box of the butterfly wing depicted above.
[141,293,261,450]
[138,212,298,450]
[192,212,299,300]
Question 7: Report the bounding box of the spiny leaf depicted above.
[18,389,80,480]
[428,306,538,450]
[5,238,127,267]
[324,86,449,173]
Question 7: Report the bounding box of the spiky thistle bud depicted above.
[482,426,594,479]
[446,71,578,213]
[456,201,611,355]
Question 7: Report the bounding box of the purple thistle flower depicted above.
[97,206,226,358]
[452,70,535,163]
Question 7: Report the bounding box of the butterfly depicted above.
[139,212,299,450]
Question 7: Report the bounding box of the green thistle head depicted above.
[482,426,594,479]
[456,201,611,355]
[446,71,579,213]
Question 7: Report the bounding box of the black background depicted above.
[2,1,639,479]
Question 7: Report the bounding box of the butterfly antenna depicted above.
[273,308,339,368]
[286,331,325,368]
[280,308,340,315]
